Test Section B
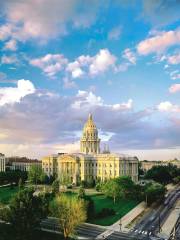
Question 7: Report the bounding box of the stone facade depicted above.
[0,153,6,172]
[42,114,139,184]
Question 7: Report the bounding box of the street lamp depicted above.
[119,218,122,232]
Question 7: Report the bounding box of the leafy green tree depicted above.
[145,182,166,205]
[102,179,121,203]
[50,194,86,239]
[78,186,86,199]
[28,165,45,185]
[1,188,49,240]
[145,165,172,184]
[52,179,59,194]
[116,176,135,198]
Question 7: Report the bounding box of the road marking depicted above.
[135,229,138,233]
[139,230,141,233]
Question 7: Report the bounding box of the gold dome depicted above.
[80,114,100,154]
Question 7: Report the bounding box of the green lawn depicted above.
[89,194,139,226]
[0,186,19,204]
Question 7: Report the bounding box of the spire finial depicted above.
[88,113,92,120]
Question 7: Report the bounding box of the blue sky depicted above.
[0,0,179,160]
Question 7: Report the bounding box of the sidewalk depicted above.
[96,201,146,239]
[159,199,180,239]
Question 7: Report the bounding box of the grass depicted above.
[0,186,19,204]
[89,194,139,226]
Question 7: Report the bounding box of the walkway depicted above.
[96,201,146,239]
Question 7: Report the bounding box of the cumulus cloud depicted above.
[137,29,180,55]
[89,49,117,75]
[30,49,120,80]
[169,84,180,94]
[157,101,180,113]
[0,79,35,106]
[0,0,99,42]
[30,54,68,77]
[108,26,122,40]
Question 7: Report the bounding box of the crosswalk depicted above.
[130,228,152,236]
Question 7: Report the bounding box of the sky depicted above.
[0,0,180,160]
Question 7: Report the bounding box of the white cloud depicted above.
[108,26,122,40]
[167,53,180,65]
[1,55,18,64]
[72,90,103,109]
[169,84,180,94]
[137,29,180,55]
[4,39,17,51]
[89,49,117,75]
[0,0,99,42]
[30,54,68,77]
[66,61,84,78]
[157,101,180,113]
[0,79,35,106]
[122,48,136,64]
[112,99,133,110]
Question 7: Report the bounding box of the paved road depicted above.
[131,187,180,238]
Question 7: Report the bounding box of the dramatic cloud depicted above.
[0,79,35,106]
[169,84,180,94]
[30,54,68,77]
[137,29,180,55]
[108,26,122,40]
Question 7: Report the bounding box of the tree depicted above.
[28,165,45,185]
[102,179,121,203]
[144,182,166,205]
[52,179,60,194]
[18,178,23,190]
[78,186,86,199]
[115,176,135,199]
[1,188,49,240]
[50,194,86,239]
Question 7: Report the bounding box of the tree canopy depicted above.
[0,188,49,240]
[50,194,86,239]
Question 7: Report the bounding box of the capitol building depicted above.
[42,114,139,184]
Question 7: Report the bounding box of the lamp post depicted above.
[119,218,122,232]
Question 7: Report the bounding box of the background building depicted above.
[0,153,6,172]
[141,159,180,172]
[6,157,42,171]
[42,114,139,184]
